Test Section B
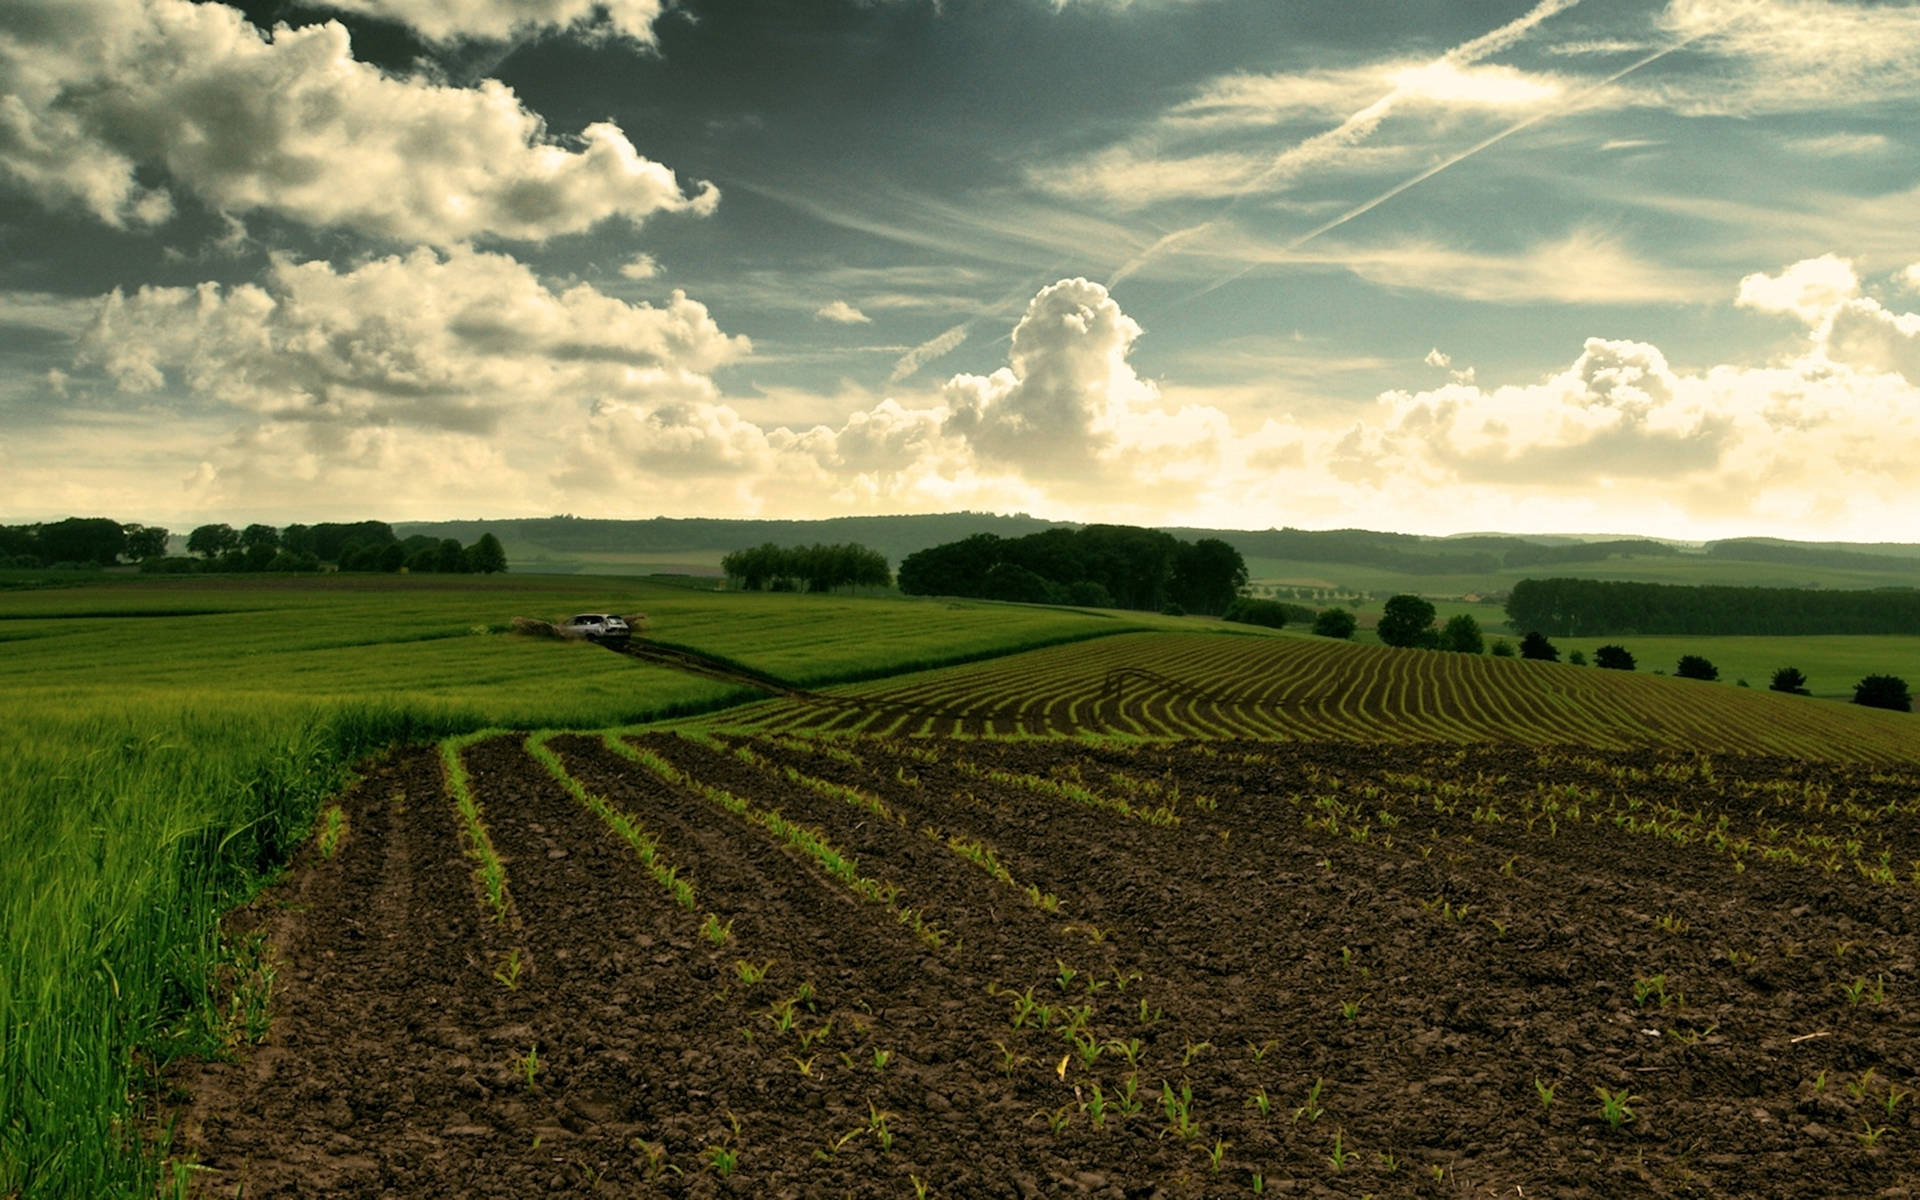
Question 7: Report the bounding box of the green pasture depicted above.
[0,572,1137,1198]
[1546,633,1920,702]
[1244,551,1920,598]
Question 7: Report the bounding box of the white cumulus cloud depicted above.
[74,246,749,432]
[815,300,872,324]
[0,0,714,242]
[317,0,665,44]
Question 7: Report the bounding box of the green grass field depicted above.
[1243,550,1920,597]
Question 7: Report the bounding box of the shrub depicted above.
[1519,632,1558,662]
[1377,594,1437,648]
[1440,613,1484,654]
[1313,608,1357,640]
[1675,655,1719,681]
[1222,597,1289,629]
[1593,644,1636,671]
[1769,666,1810,695]
[1852,675,1912,713]
[1568,650,1587,666]
[1161,601,1186,617]
[1489,638,1515,658]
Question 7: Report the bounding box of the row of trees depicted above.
[0,516,506,574]
[0,518,168,568]
[165,521,506,575]
[720,542,891,593]
[1506,577,1920,637]
[1373,595,1488,653]
[897,526,1248,616]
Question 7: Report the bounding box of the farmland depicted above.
[183,727,1920,1197]
[4,573,1918,1197]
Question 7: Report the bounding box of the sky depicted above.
[2,0,1917,541]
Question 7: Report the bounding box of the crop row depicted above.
[720,632,1917,763]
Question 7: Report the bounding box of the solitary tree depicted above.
[1594,644,1636,671]
[1770,666,1810,695]
[1440,613,1484,654]
[1490,638,1515,658]
[1313,608,1357,640]
[468,532,508,574]
[1376,594,1437,648]
[1676,655,1719,681]
[1519,632,1559,662]
[1852,674,1911,712]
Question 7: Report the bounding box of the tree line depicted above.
[0,517,505,574]
[1505,577,1920,637]
[720,542,891,592]
[897,525,1248,616]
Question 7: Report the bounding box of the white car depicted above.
[559,613,631,644]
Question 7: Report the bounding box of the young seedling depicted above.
[1182,1040,1213,1067]
[493,948,524,989]
[1885,1086,1909,1118]
[700,914,732,946]
[1041,1105,1073,1135]
[1206,1138,1229,1171]
[1594,1086,1638,1128]
[1846,1068,1877,1101]
[867,1102,895,1153]
[1251,1170,1264,1193]
[1246,1088,1271,1117]
[1116,1073,1144,1118]
[1246,1038,1277,1063]
[1294,1078,1325,1123]
[1055,961,1079,991]
[513,1043,540,1091]
[994,1041,1022,1076]
[815,1127,865,1162]
[631,1138,674,1180]
[736,959,771,986]
[1160,1079,1200,1140]
[1632,975,1669,1008]
[1326,1130,1350,1171]
[703,1145,739,1176]
[1534,1078,1556,1113]
[871,1047,893,1071]
[1857,1118,1888,1147]
[1339,1000,1360,1020]
[316,805,347,860]
[1107,1037,1143,1068]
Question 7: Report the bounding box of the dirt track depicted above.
[178,735,1920,1197]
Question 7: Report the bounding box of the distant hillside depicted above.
[396,514,1920,591]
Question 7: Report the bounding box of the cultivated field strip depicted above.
[182,730,1920,1196]
[721,633,1918,762]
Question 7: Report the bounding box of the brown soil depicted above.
[176,735,1920,1198]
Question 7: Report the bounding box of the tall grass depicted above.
[0,699,473,1198]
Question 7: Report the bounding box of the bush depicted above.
[1160,601,1186,617]
[1440,613,1483,654]
[1593,644,1636,671]
[1376,594,1437,648]
[1223,597,1290,629]
[1675,655,1719,681]
[1568,650,1587,666]
[1312,608,1357,640]
[1852,674,1912,712]
[1519,632,1558,662]
[1489,638,1515,658]
[1769,666,1810,695]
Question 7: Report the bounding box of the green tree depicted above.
[1852,675,1911,712]
[121,524,169,562]
[38,517,128,565]
[1593,644,1636,671]
[468,532,508,574]
[1675,655,1719,681]
[1769,666,1809,695]
[1440,613,1483,654]
[1490,638,1515,658]
[1312,608,1357,640]
[1519,632,1558,662]
[1223,597,1289,629]
[187,523,239,559]
[1376,594,1437,648]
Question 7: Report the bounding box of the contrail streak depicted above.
[1109,0,1583,287]
[1183,19,1738,301]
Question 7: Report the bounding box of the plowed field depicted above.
[180,730,1920,1198]
[719,633,1918,763]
